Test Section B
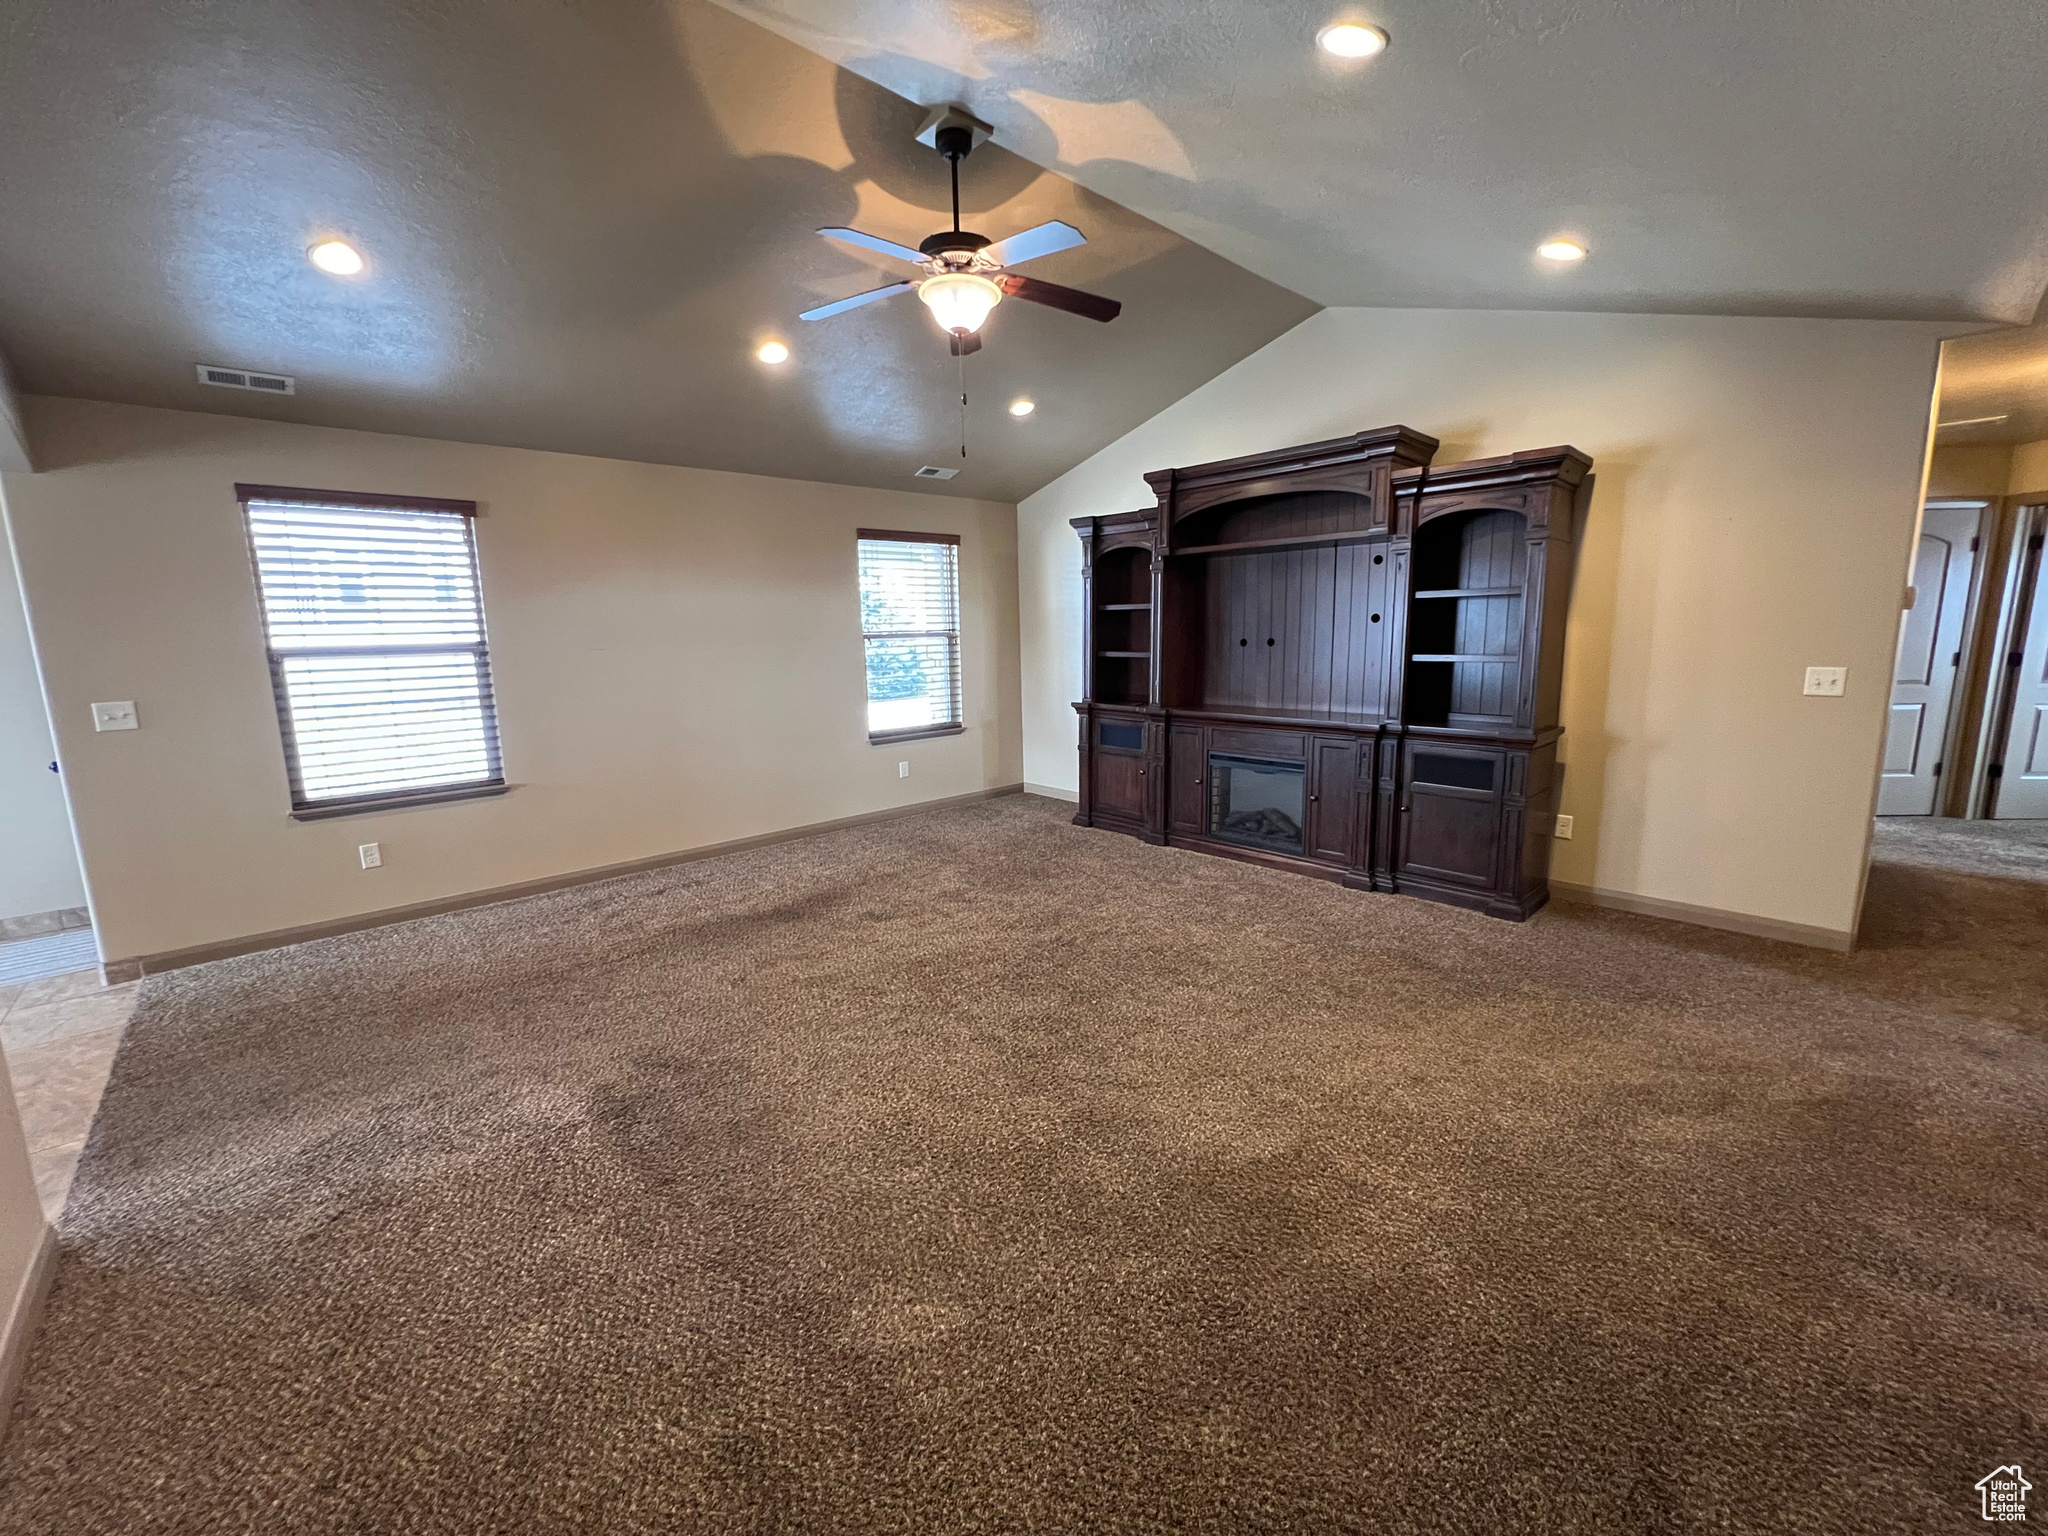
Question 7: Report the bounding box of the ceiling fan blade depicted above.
[982,220,1086,269]
[799,281,917,322]
[949,330,983,356]
[817,226,928,266]
[997,273,1121,323]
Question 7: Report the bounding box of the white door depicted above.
[1876,504,1978,816]
[1991,509,2048,818]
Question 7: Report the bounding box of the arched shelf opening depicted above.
[1173,488,1376,554]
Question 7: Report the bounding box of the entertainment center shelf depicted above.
[1071,426,1590,921]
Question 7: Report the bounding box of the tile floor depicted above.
[2,967,138,1220]
[0,928,99,985]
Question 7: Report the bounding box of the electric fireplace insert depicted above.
[1208,753,1306,857]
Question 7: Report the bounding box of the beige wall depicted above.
[1019,308,1951,941]
[2008,439,2048,497]
[0,542,85,922]
[6,398,1022,962]
[1926,443,2013,500]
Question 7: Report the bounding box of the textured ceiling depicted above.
[0,0,1314,501]
[713,0,2048,322]
[1935,324,2048,449]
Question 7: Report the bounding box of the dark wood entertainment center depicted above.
[1072,426,1591,920]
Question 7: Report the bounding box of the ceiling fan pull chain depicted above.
[958,350,968,460]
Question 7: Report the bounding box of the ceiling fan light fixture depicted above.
[919,272,1003,335]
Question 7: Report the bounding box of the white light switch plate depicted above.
[359,843,382,869]
[1554,814,1575,840]
[898,761,910,778]
[91,701,138,731]
[1803,666,1847,697]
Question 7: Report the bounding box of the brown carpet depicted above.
[1,797,2042,1534]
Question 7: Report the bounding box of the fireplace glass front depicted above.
[1208,753,1307,857]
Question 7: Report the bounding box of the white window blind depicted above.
[239,486,504,816]
[857,531,962,740]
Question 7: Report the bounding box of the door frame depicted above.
[1979,502,2048,817]
[1880,500,1989,815]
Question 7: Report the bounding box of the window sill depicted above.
[869,724,966,745]
[290,782,510,821]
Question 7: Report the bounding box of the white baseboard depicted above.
[0,1221,57,1443]
[1023,782,1080,803]
[1549,879,1855,952]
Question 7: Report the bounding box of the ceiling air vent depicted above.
[196,364,296,395]
[913,465,959,480]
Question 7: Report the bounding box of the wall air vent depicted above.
[196,364,296,395]
[913,465,959,480]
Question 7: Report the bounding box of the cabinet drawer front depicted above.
[1410,748,1498,793]
[1096,718,1147,753]
[1209,727,1306,760]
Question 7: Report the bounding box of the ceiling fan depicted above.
[799,106,1122,356]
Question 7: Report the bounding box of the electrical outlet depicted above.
[1803,666,1847,697]
[1554,814,1575,840]
[898,761,910,778]
[359,843,382,869]
[91,701,138,732]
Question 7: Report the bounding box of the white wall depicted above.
[1020,308,1951,941]
[0,536,85,923]
[6,397,1022,963]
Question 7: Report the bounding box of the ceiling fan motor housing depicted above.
[919,230,991,262]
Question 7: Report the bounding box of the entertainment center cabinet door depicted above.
[1091,748,1147,823]
[1088,716,1151,825]
[1306,736,1361,865]
[1396,743,1505,891]
[1169,726,1206,834]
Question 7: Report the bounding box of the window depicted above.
[857,530,962,741]
[237,484,505,818]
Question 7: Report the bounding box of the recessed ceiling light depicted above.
[1009,398,1036,418]
[756,341,790,365]
[1536,238,1588,263]
[1938,414,2008,428]
[308,240,365,276]
[1318,21,1388,58]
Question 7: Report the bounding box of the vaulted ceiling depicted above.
[716,0,2048,322]
[4,1,2046,503]
[1935,323,2048,449]
[0,1,1313,502]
